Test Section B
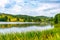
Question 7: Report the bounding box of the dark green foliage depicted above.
[0,16,8,22]
[54,16,58,24]
[54,13,60,24]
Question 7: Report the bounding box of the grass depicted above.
[0,28,60,40]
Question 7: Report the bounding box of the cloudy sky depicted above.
[0,0,60,17]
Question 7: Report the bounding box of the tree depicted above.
[0,16,8,22]
[54,13,60,24]
[54,16,58,24]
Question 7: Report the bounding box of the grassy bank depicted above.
[0,28,60,40]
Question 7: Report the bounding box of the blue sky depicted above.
[0,0,60,17]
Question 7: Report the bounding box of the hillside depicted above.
[0,13,52,22]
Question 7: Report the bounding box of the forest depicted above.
[0,13,53,22]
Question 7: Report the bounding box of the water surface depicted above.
[0,22,54,34]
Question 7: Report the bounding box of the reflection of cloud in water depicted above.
[0,25,54,34]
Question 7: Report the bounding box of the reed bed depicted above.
[0,28,60,40]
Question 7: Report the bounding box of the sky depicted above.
[0,0,60,17]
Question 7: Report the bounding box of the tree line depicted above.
[0,13,52,22]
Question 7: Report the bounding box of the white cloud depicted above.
[0,0,9,7]
[0,0,60,17]
[20,3,60,17]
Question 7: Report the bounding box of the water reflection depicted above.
[0,25,54,34]
[0,23,49,28]
[0,23,54,34]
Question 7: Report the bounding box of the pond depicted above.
[0,22,54,34]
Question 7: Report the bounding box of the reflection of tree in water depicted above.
[0,23,49,28]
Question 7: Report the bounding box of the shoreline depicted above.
[0,22,40,24]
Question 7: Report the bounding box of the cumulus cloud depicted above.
[0,0,60,17]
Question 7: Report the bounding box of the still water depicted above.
[0,22,54,34]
